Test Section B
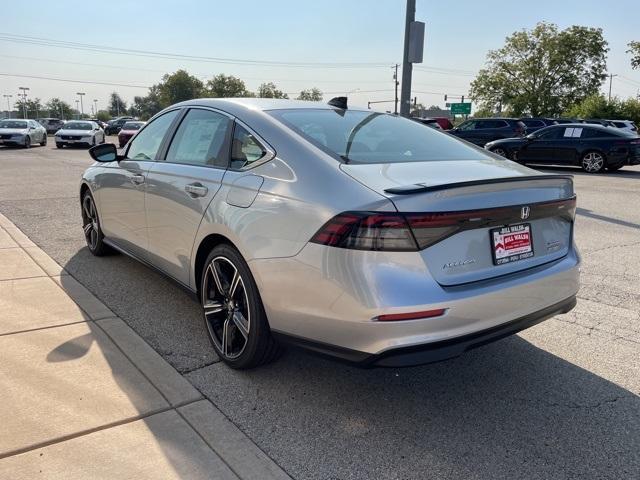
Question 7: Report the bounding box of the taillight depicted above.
[310,197,576,252]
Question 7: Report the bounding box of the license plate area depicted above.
[490,223,534,265]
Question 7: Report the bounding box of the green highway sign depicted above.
[450,102,472,115]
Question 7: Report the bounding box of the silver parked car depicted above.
[80,98,580,369]
[0,119,47,147]
[55,121,105,148]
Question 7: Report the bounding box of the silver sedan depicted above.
[0,119,47,147]
[55,120,105,148]
[80,98,580,369]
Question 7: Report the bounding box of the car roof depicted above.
[176,97,346,114]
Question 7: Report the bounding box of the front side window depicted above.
[166,109,230,167]
[230,124,267,169]
[536,127,563,140]
[126,110,179,161]
[269,109,489,164]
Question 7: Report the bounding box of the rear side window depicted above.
[166,109,231,167]
[613,121,626,128]
[581,128,617,139]
[521,119,544,127]
[269,109,489,164]
[477,120,508,129]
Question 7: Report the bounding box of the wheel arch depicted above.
[193,233,237,300]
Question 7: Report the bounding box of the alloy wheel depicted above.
[202,256,250,359]
[82,195,99,250]
[582,152,604,173]
[492,147,507,158]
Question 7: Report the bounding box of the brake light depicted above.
[310,197,576,252]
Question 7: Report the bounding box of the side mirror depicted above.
[89,143,118,162]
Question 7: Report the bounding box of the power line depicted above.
[0,33,391,68]
[0,73,150,89]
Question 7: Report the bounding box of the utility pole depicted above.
[393,64,399,115]
[400,0,415,117]
[18,87,29,119]
[608,74,618,102]
[77,92,85,117]
[3,94,12,118]
[400,0,425,117]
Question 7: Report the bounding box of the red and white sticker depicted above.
[491,224,534,265]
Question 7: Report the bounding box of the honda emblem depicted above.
[521,206,531,220]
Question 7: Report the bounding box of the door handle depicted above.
[130,174,145,185]
[185,183,208,197]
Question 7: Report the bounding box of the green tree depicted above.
[96,110,111,122]
[205,74,252,97]
[108,92,127,117]
[564,94,640,125]
[257,82,289,99]
[296,88,323,101]
[156,70,204,107]
[129,85,163,120]
[470,22,608,116]
[45,98,73,120]
[628,41,640,69]
[15,98,43,118]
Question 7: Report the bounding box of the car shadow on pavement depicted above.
[534,164,640,178]
[59,247,639,480]
[188,335,640,480]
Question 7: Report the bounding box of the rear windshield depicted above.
[62,122,92,130]
[268,109,488,164]
[0,120,27,129]
[122,122,144,130]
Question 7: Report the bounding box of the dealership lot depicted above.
[0,142,638,479]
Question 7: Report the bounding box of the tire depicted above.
[56,143,64,149]
[24,136,31,149]
[607,163,624,171]
[201,244,281,369]
[40,134,47,147]
[81,191,112,256]
[581,151,606,173]
[491,147,508,158]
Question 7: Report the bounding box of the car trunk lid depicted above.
[340,160,575,286]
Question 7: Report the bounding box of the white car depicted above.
[0,119,47,148]
[608,120,638,134]
[55,121,105,148]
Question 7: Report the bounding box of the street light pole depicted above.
[77,92,85,117]
[18,87,29,119]
[93,99,98,117]
[608,74,618,102]
[3,95,12,118]
[75,100,80,119]
[393,64,399,115]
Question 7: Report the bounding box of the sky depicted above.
[1,0,639,114]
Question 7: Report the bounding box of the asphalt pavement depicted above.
[0,139,638,480]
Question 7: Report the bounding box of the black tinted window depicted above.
[522,119,544,127]
[166,109,230,167]
[581,128,617,139]
[269,109,489,164]
[536,127,563,139]
[477,120,508,129]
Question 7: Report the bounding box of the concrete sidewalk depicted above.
[0,212,290,480]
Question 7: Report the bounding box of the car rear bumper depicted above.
[273,295,576,367]
[250,242,581,360]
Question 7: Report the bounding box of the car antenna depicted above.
[328,97,348,109]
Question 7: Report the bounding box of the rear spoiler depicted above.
[384,175,574,195]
